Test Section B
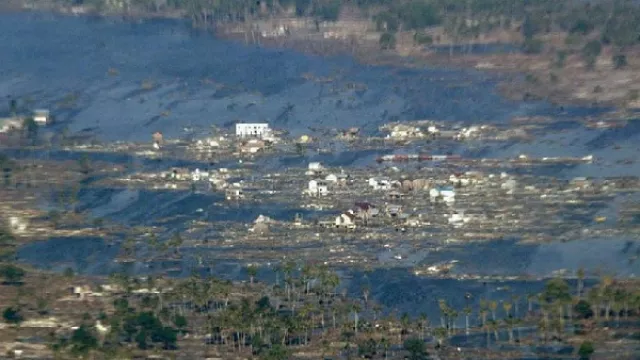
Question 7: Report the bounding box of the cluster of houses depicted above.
[300,160,529,231]
[0,109,52,134]
[305,162,351,197]
[384,123,440,139]
[381,120,531,143]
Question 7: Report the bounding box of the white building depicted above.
[308,162,324,172]
[33,109,51,125]
[308,179,329,197]
[368,177,392,191]
[448,211,469,226]
[430,186,456,204]
[335,211,356,229]
[501,178,517,194]
[325,173,338,183]
[235,123,271,138]
[0,117,23,133]
[191,168,210,182]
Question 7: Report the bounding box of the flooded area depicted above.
[1,12,556,143]
[3,12,639,320]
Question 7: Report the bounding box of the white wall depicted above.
[236,123,270,138]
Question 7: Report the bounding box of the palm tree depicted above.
[511,295,520,318]
[489,300,498,321]
[373,304,383,323]
[379,337,390,360]
[577,267,585,298]
[502,301,512,319]
[282,260,296,302]
[587,287,601,321]
[352,303,361,335]
[361,284,370,308]
[602,285,614,321]
[479,299,488,327]
[613,289,627,327]
[433,327,447,348]
[487,319,499,342]
[418,313,429,340]
[301,263,315,294]
[438,299,449,328]
[463,306,472,335]
[527,293,536,315]
[245,265,258,285]
[537,316,549,343]
[400,312,411,341]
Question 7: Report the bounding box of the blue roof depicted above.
[437,185,455,191]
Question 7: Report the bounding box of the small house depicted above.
[308,179,329,197]
[225,188,244,200]
[430,186,456,203]
[152,131,163,146]
[386,204,403,217]
[69,285,100,300]
[0,117,23,133]
[401,179,414,192]
[501,179,517,194]
[33,109,51,125]
[387,191,404,200]
[191,168,210,182]
[8,216,28,234]
[241,138,265,153]
[388,124,422,139]
[236,123,271,138]
[335,211,356,229]
[308,162,324,172]
[169,168,190,181]
[335,172,351,186]
[368,177,392,191]
[325,173,338,183]
[412,178,428,191]
[448,211,469,226]
[354,202,380,220]
[449,173,466,187]
[570,177,591,190]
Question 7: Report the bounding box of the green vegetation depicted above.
[0,256,637,359]
[2,307,24,325]
[413,31,433,45]
[403,337,427,359]
[578,340,595,359]
[47,0,640,75]
[613,53,628,69]
[379,32,396,50]
[582,40,602,70]
[0,264,26,285]
[22,117,38,143]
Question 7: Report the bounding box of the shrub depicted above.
[0,264,25,285]
[613,54,628,69]
[578,340,595,359]
[582,40,602,69]
[413,31,433,45]
[2,307,24,324]
[379,32,396,50]
[522,38,544,54]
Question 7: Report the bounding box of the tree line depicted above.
[57,0,640,62]
[3,257,640,359]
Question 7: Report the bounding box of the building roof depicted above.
[354,202,376,210]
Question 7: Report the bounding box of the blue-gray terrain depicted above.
[3,12,639,320]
